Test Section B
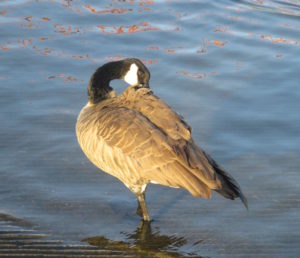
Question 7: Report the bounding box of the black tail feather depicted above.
[203,152,248,209]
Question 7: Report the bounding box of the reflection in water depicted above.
[82,220,203,258]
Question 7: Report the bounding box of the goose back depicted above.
[76,87,226,197]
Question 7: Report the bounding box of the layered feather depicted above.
[76,85,247,207]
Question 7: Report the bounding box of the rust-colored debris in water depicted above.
[213,39,226,47]
[176,71,205,80]
[0,46,9,51]
[23,39,33,47]
[166,48,176,54]
[128,25,139,33]
[254,0,264,5]
[139,0,155,6]
[1,10,5,16]
[260,34,300,45]
[41,17,51,21]
[86,5,98,13]
[146,45,160,51]
[100,8,132,14]
[85,5,132,14]
[72,55,85,59]
[97,22,160,34]
[143,59,158,65]
[65,76,77,82]
[48,73,79,83]
[25,16,33,22]
[54,24,80,35]
[214,25,228,33]
[62,0,73,7]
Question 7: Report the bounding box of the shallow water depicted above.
[0,0,300,257]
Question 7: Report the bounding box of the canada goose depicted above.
[76,58,248,221]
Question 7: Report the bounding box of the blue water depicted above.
[0,0,300,257]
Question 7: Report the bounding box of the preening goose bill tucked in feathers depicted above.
[76,58,248,221]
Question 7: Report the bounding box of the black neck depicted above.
[88,60,125,103]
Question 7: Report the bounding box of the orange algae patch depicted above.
[0,46,9,51]
[260,34,299,45]
[213,40,226,47]
[72,55,85,59]
[100,8,132,14]
[86,5,131,14]
[143,59,158,65]
[86,5,98,13]
[97,22,160,34]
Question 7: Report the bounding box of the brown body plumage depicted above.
[76,58,247,221]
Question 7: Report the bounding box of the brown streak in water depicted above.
[41,17,51,21]
[1,10,5,16]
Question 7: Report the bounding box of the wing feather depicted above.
[89,104,218,198]
[120,86,191,141]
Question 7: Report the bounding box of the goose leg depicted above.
[136,193,144,217]
[136,193,150,221]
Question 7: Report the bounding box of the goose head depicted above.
[88,58,151,103]
[122,58,150,88]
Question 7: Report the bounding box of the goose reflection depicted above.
[82,221,204,257]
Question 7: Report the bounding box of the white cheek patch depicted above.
[124,63,138,85]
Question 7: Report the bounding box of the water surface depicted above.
[0,0,300,257]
